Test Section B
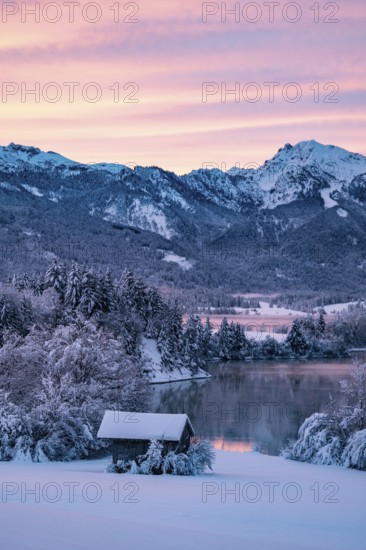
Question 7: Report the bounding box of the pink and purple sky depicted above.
[0,0,365,173]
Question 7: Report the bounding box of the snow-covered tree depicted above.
[0,390,27,461]
[217,318,232,360]
[183,315,205,374]
[0,333,47,406]
[339,362,366,419]
[158,302,184,371]
[99,269,116,313]
[286,319,309,356]
[139,440,164,475]
[65,262,82,309]
[44,259,67,303]
[229,322,247,358]
[284,412,345,466]
[285,363,366,470]
[33,275,44,296]
[80,269,102,317]
[163,450,192,476]
[0,310,149,462]
[0,294,23,335]
[131,440,215,476]
[341,429,366,470]
[187,440,216,474]
[261,336,279,359]
[144,287,165,338]
[29,374,98,462]
[120,270,147,317]
[318,313,326,335]
[202,317,213,358]
[121,312,139,356]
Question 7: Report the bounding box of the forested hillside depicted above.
[1,141,366,300]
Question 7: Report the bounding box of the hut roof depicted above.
[97,411,195,441]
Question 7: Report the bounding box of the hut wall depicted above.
[113,439,150,463]
[112,421,193,463]
[112,439,182,463]
[177,423,192,453]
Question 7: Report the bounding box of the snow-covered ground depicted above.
[162,252,193,271]
[0,451,364,549]
[317,302,365,315]
[0,181,20,192]
[102,199,176,240]
[21,184,44,197]
[337,208,348,218]
[244,330,286,343]
[141,337,210,383]
[320,188,338,208]
[234,302,306,317]
[127,199,175,240]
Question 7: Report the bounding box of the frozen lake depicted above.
[151,359,357,455]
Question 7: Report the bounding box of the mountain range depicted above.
[1,140,366,298]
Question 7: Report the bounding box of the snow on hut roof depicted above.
[97,411,194,441]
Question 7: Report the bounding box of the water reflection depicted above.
[151,359,354,456]
[211,440,254,453]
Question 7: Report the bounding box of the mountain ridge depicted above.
[1,139,366,296]
[1,140,366,217]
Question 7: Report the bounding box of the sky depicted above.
[0,0,365,173]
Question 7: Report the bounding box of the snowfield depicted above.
[244,330,286,343]
[316,301,365,315]
[234,302,306,317]
[21,184,44,197]
[320,188,338,209]
[0,451,364,550]
[127,199,175,240]
[162,252,194,271]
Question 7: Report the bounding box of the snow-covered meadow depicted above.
[0,451,364,550]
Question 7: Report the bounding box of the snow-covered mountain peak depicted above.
[270,140,366,175]
[252,140,366,207]
[6,143,42,156]
[0,142,80,172]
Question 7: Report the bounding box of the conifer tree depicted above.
[318,312,326,335]
[144,287,165,338]
[286,319,308,356]
[80,269,102,317]
[65,262,82,309]
[230,322,247,358]
[217,318,231,360]
[183,315,205,374]
[44,259,67,303]
[158,302,184,371]
[120,269,147,316]
[100,269,116,313]
[202,317,213,358]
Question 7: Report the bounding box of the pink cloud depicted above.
[0,0,364,171]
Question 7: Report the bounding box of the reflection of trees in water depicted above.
[151,379,209,413]
[151,360,352,455]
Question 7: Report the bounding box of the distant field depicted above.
[195,312,336,334]
[230,293,280,299]
[197,314,302,331]
[186,299,343,334]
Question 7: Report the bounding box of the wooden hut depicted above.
[97,411,195,464]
